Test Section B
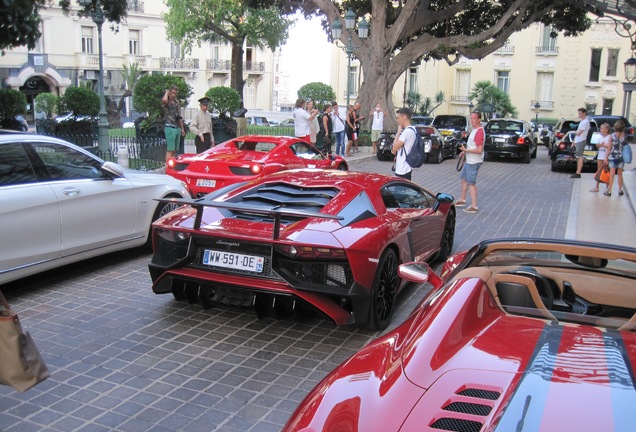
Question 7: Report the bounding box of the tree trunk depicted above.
[231,41,245,103]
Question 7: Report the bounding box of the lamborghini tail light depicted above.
[275,245,346,260]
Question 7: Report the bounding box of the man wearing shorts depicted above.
[570,107,590,178]
[391,107,416,180]
[161,85,185,163]
[370,103,387,154]
[455,111,485,214]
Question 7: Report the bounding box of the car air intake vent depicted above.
[430,418,482,432]
[236,183,339,212]
[457,388,501,400]
[443,401,492,416]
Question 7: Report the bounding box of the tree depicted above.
[406,91,422,114]
[164,0,294,102]
[297,82,336,107]
[469,81,517,118]
[34,93,59,119]
[1,0,127,53]
[120,62,144,115]
[420,91,446,116]
[301,0,589,129]
[0,89,27,122]
[205,87,242,118]
[59,86,100,117]
[132,74,193,129]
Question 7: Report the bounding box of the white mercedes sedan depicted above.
[0,132,189,285]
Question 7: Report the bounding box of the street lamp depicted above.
[622,54,636,117]
[468,102,474,113]
[79,0,109,153]
[331,9,369,107]
[534,101,541,124]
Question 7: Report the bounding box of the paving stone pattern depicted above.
[0,148,572,431]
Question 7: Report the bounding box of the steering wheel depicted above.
[510,266,554,309]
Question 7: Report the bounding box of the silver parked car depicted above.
[0,132,189,285]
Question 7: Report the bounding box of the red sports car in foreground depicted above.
[166,135,348,197]
[284,238,636,431]
[149,170,455,330]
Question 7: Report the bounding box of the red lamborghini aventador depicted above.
[148,170,455,330]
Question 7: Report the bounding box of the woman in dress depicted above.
[590,122,610,193]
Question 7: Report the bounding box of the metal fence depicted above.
[45,133,166,171]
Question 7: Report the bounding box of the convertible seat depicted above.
[618,312,636,332]
[493,273,556,321]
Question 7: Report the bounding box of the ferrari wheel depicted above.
[338,163,348,171]
[438,210,455,262]
[146,197,183,249]
[367,249,399,331]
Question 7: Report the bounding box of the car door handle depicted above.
[63,187,81,196]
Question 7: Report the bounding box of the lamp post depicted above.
[534,101,541,124]
[468,102,474,113]
[622,55,636,118]
[79,0,109,153]
[331,9,369,107]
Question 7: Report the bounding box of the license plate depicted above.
[494,138,506,143]
[202,249,264,273]
[583,150,596,156]
[440,130,452,136]
[196,179,216,187]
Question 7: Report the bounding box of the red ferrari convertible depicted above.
[283,238,636,431]
[149,170,455,330]
[166,135,348,197]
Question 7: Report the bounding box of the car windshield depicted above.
[561,121,579,132]
[433,117,466,129]
[486,121,523,132]
[479,249,636,278]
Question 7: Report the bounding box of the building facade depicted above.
[0,2,277,123]
[330,17,635,124]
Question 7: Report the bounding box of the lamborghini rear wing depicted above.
[155,197,343,239]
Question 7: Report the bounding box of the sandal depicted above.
[604,191,612,196]
[619,190,624,196]
[455,200,466,207]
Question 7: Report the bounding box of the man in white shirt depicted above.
[331,102,347,156]
[391,107,416,180]
[190,97,215,153]
[570,107,590,179]
[370,103,388,154]
[293,98,318,143]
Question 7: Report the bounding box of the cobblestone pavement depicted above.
[0,147,574,431]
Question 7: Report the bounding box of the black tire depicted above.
[376,151,389,161]
[531,145,537,159]
[337,163,348,171]
[551,161,560,172]
[438,210,455,262]
[523,149,531,164]
[433,148,443,164]
[366,249,399,331]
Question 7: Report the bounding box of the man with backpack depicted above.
[391,107,417,180]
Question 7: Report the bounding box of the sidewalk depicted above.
[566,166,636,247]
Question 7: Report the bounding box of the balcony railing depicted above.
[244,61,265,72]
[207,59,231,71]
[160,57,199,69]
[535,46,559,54]
[495,45,514,54]
[530,100,554,109]
[451,95,471,103]
[127,1,144,13]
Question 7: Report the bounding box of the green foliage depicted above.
[133,74,193,116]
[470,81,517,118]
[297,82,336,107]
[2,0,127,52]
[406,91,422,114]
[205,87,241,118]
[121,62,144,92]
[419,91,446,116]
[34,93,59,119]
[0,88,27,121]
[59,86,100,117]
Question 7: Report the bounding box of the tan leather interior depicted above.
[493,273,557,321]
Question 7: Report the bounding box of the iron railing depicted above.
[207,59,231,71]
[42,133,166,171]
[160,57,199,69]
